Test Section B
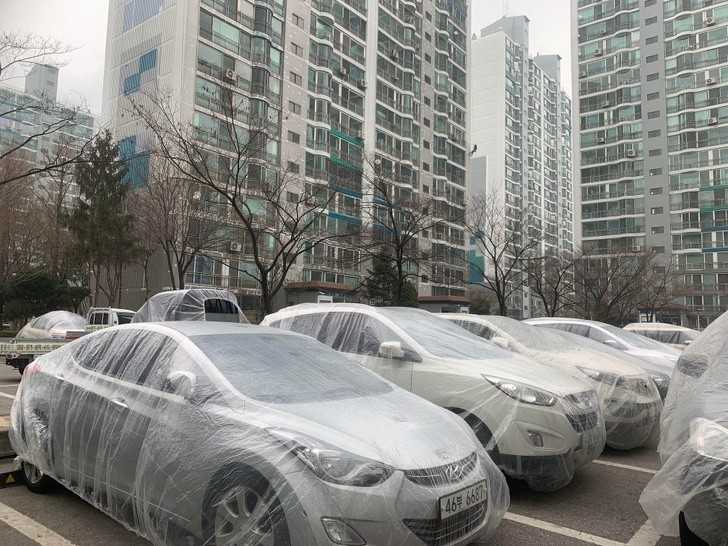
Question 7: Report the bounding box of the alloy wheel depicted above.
[213,485,277,546]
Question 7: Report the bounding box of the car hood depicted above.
[521,346,646,379]
[626,349,677,376]
[433,352,592,397]
[243,390,478,470]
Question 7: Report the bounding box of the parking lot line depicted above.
[0,500,77,546]
[504,512,625,546]
[0,393,15,400]
[594,460,657,475]
[626,520,661,546]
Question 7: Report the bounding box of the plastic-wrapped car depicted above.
[16,311,87,340]
[640,312,728,545]
[526,317,677,399]
[132,289,248,323]
[623,322,698,351]
[442,314,662,451]
[263,304,606,492]
[10,322,509,546]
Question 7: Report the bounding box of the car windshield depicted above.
[634,329,697,345]
[377,308,503,360]
[117,313,134,325]
[598,322,671,350]
[480,316,572,351]
[191,333,393,404]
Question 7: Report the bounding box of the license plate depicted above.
[439,480,486,520]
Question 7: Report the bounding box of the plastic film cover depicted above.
[264,304,606,492]
[444,315,662,451]
[10,322,509,545]
[640,311,728,543]
[132,289,249,324]
[16,311,87,339]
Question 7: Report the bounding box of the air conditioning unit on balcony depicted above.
[706,77,717,85]
[229,242,242,252]
[598,136,606,144]
[594,48,603,57]
[224,68,237,81]
[626,149,636,158]
[704,16,716,26]
[709,116,719,125]
[357,79,366,89]
[602,100,611,108]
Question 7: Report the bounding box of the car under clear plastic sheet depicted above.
[16,310,87,339]
[9,322,509,546]
[264,304,607,492]
[640,310,728,545]
[132,288,249,324]
[445,314,663,452]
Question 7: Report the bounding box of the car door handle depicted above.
[110,398,128,409]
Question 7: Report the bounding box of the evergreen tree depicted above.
[67,130,138,305]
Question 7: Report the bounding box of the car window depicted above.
[550,322,590,337]
[204,298,241,322]
[72,331,118,373]
[325,312,408,356]
[191,333,393,404]
[455,319,495,340]
[110,330,177,385]
[117,313,134,325]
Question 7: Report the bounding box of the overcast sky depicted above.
[1,0,572,114]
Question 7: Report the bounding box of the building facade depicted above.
[470,16,574,318]
[102,0,470,312]
[573,0,728,328]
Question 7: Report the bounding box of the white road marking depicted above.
[594,459,657,475]
[0,500,77,545]
[0,384,18,389]
[627,520,662,546]
[504,513,624,546]
[0,392,15,400]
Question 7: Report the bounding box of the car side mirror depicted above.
[163,371,197,401]
[379,341,405,360]
[683,340,693,346]
[492,336,510,350]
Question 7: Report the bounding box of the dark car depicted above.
[132,289,248,323]
[640,312,728,545]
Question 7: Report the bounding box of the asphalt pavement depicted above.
[0,362,681,546]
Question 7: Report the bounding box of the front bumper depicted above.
[283,451,507,546]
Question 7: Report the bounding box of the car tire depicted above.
[21,461,55,494]
[202,465,290,546]
[679,512,709,546]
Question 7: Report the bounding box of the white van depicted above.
[85,308,136,332]
[263,304,606,492]
[623,322,698,351]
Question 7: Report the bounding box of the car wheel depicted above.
[22,461,54,494]
[203,466,290,546]
[679,512,709,546]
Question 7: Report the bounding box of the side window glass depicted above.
[587,327,610,343]
[457,320,494,339]
[73,331,117,372]
[562,324,589,337]
[112,330,176,385]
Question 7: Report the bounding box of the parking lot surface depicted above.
[0,365,680,546]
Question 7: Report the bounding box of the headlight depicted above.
[483,375,557,406]
[576,366,620,385]
[269,429,393,487]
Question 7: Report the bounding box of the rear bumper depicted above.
[604,399,661,450]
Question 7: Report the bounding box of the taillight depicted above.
[24,361,42,377]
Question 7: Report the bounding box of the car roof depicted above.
[266,303,429,319]
[124,321,293,338]
[624,322,695,332]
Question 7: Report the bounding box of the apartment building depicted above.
[102,0,469,312]
[573,0,728,328]
[470,16,574,318]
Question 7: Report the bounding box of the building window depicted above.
[424,118,431,127]
[289,71,303,86]
[646,54,658,63]
[423,162,430,172]
[426,11,432,21]
[651,207,663,215]
[291,13,304,28]
[652,246,665,254]
[648,129,661,138]
[647,73,659,81]
[424,140,430,149]
[424,75,431,84]
[425,32,431,42]
[649,187,663,195]
[645,0,656,6]
[651,226,665,234]
[424,97,431,106]
[645,16,657,25]
[287,130,300,144]
[647,92,660,100]
[646,36,658,45]
[289,100,302,115]
[649,168,663,176]
[287,160,300,174]
[649,148,662,156]
[648,110,661,119]
[425,53,431,63]
[290,42,304,57]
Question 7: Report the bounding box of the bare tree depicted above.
[131,157,228,291]
[129,90,343,314]
[526,251,576,317]
[466,191,539,316]
[359,156,434,305]
[0,33,91,187]
[637,262,675,322]
[572,250,664,325]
